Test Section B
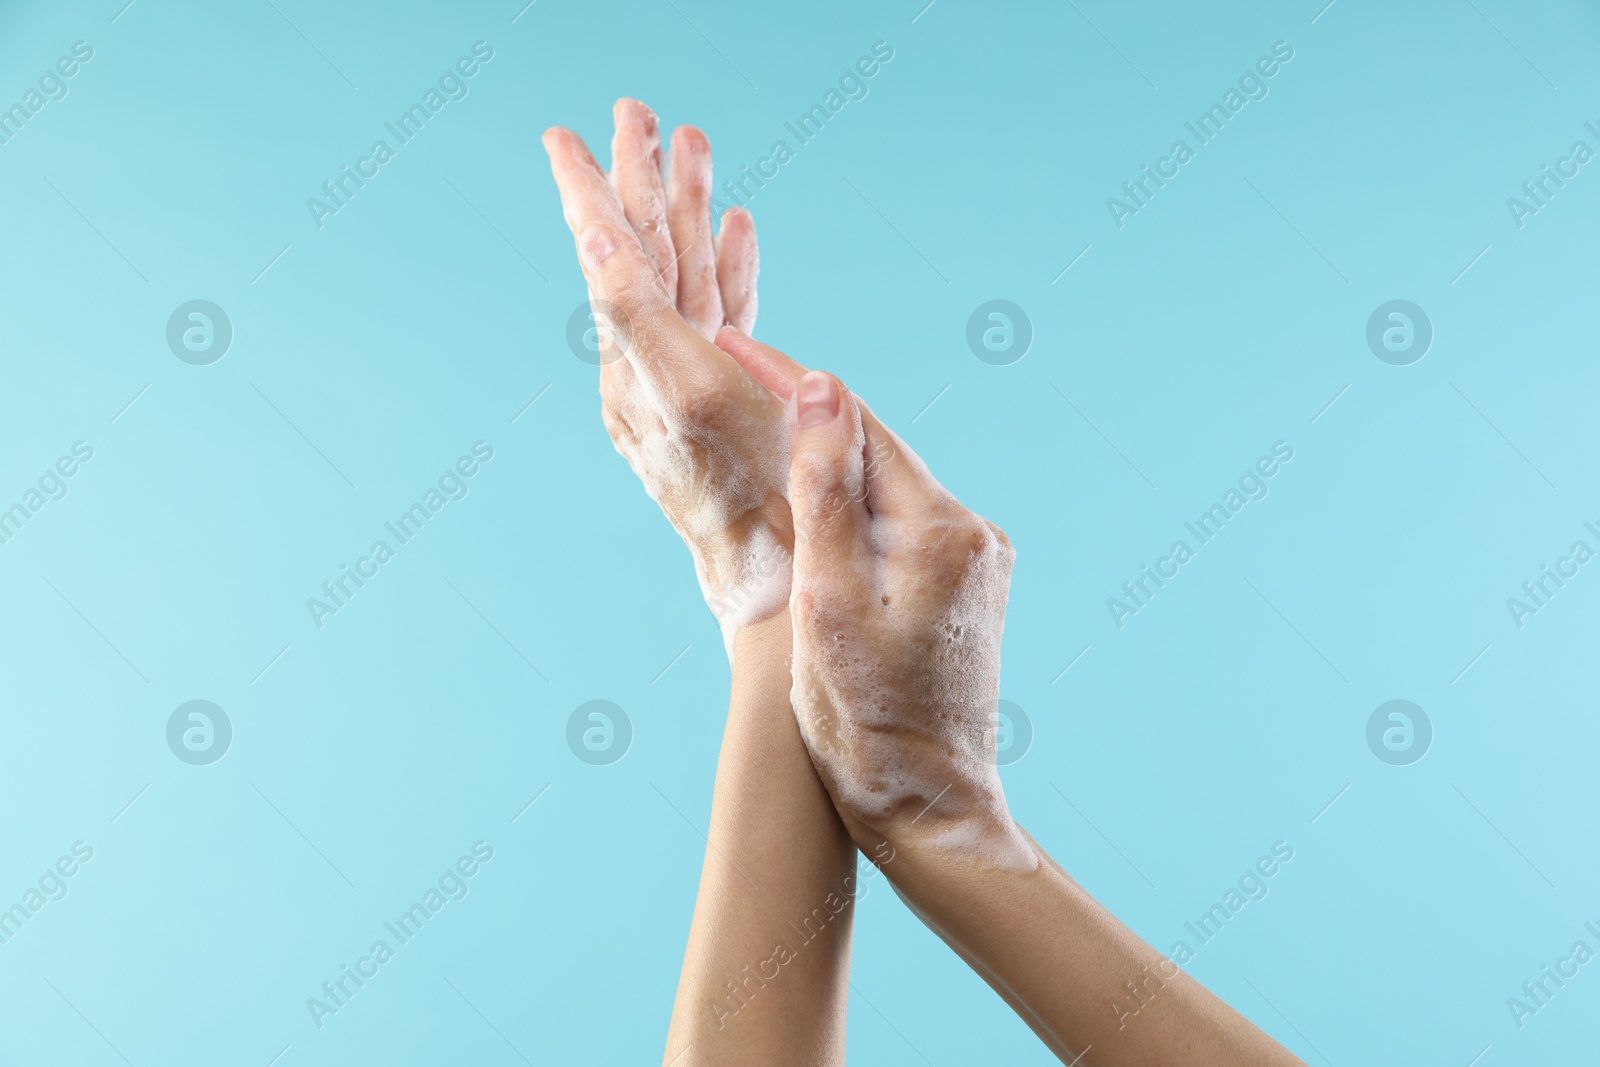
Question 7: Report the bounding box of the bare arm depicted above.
[663,612,856,1065]
[875,821,1299,1064]
[717,332,1306,1067]
[542,100,856,1066]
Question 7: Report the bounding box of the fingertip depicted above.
[719,206,753,235]
[713,325,760,374]
[543,127,595,167]
[715,328,804,400]
[614,97,657,132]
[672,125,710,156]
[670,128,711,191]
[787,373,869,562]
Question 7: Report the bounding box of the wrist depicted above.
[728,609,792,678]
[700,528,792,661]
[863,792,1036,879]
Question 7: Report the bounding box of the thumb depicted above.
[789,372,872,584]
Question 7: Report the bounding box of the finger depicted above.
[788,372,873,587]
[542,126,637,247]
[720,331,949,519]
[608,99,678,296]
[587,279,637,396]
[541,124,640,397]
[667,126,724,339]
[577,220,731,402]
[715,326,806,400]
[715,207,758,334]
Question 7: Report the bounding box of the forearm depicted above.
[664,612,856,1066]
[878,817,1305,1067]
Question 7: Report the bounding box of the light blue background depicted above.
[1,0,1597,1063]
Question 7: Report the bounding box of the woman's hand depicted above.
[786,371,1036,867]
[548,104,859,1066]
[724,347,1306,1066]
[543,100,792,655]
[716,334,1035,869]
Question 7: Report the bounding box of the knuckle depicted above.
[598,277,670,334]
[673,377,734,429]
[926,513,1002,572]
[793,452,846,502]
[984,519,1016,563]
[598,371,627,406]
[600,404,636,445]
[938,513,985,553]
[672,146,711,197]
[959,523,992,564]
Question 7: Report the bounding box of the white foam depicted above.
[604,342,792,661]
[790,512,1037,872]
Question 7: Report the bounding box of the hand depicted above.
[719,337,1035,869]
[547,109,859,1064]
[543,100,791,654]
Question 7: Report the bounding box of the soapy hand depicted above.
[558,103,1308,1067]
[544,101,793,653]
[547,100,1028,862]
[720,334,1035,870]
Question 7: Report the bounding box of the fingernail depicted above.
[797,372,839,427]
[580,224,618,270]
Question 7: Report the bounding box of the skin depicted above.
[547,98,1307,1066]
[544,108,791,638]
[544,100,852,1067]
[763,365,1309,1066]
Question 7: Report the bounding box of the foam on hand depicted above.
[791,512,1038,874]
[607,364,792,661]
